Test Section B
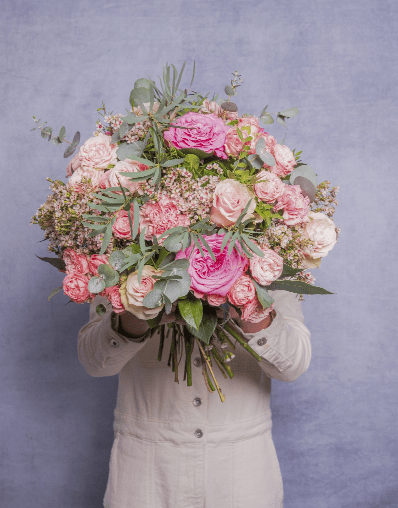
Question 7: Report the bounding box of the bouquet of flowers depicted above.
[31,63,340,401]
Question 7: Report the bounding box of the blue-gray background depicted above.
[1,0,397,506]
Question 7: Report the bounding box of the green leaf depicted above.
[289,165,317,187]
[142,288,164,308]
[130,86,151,104]
[82,214,108,222]
[266,280,334,294]
[157,225,185,241]
[72,131,80,144]
[99,224,113,255]
[260,113,274,125]
[82,221,109,230]
[134,78,155,89]
[228,231,240,255]
[160,258,190,271]
[123,114,147,124]
[178,298,203,330]
[235,198,254,228]
[36,255,66,271]
[281,263,305,278]
[198,234,216,261]
[117,142,148,161]
[96,304,107,316]
[225,85,237,96]
[253,280,275,308]
[98,264,119,287]
[50,137,62,146]
[109,250,127,271]
[120,253,141,271]
[255,138,276,166]
[111,130,120,144]
[147,308,165,328]
[41,126,52,139]
[119,154,155,166]
[119,121,130,139]
[220,230,233,253]
[193,234,206,258]
[58,126,66,141]
[162,233,184,252]
[279,107,299,118]
[87,203,113,213]
[185,312,217,345]
[63,142,78,158]
[181,231,191,250]
[240,234,264,257]
[161,158,185,167]
[88,276,106,294]
[276,115,286,128]
[48,286,63,301]
[132,200,140,239]
[178,147,214,159]
[247,154,264,170]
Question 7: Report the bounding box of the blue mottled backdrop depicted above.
[1,0,397,506]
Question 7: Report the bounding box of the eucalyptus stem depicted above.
[223,322,262,362]
[157,325,165,361]
[196,339,225,403]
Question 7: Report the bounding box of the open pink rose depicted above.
[119,265,164,320]
[88,254,110,275]
[241,298,274,323]
[207,294,227,306]
[249,245,283,286]
[227,274,256,307]
[210,179,256,227]
[63,273,90,303]
[176,234,248,297]
[63,248,89,275]
[225,117,269,157]
[274,185,310,226]
[269,144,296,177]
[164,112,230,159]
[139,197,190,241]
[100,159,148,195]
[105,285,125,314]
[66,153,81,177]
[112,210,134,239]
[67,167,103,193]
[301,212,337,261]
[254,170,285,203]
[79,134,118,170]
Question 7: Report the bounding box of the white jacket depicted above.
[78,290,311,508]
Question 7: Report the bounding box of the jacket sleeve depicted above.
[232,290,312,382]
[77,296,151,378]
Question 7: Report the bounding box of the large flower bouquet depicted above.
[31,63,340,401]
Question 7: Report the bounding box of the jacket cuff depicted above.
[233,312,293,372]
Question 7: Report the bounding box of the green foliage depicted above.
[185,311,218,345]
[48,286,63,301]
[96,304,107,316]
[36,255,66,271]
[88,276,106,294]
[290,165,317,187]
[178,298,203,330]
[97,263,119,287]
[253,280,275,308]
[266,279,334,294]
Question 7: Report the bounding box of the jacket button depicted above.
[257,338,267,346]
[109,338,120,348]
[194,429,203,438]
[193,397,202,407]
[193,357,202,367]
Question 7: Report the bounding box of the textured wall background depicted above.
[1,0,397,506]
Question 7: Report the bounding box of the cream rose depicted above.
[120,265,164,320]
[100,159,148,195]
[210,179,256,227]
[301,212,337,265]
[254,170,285,203]
[79,134,118,170]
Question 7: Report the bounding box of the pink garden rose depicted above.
[249,245,283,286]
[241,298,274,323]
[112,210,134,239]
[224,128,244,157]
[100,159,148,195]
[207,293,227,306]
[63,248,89,275]
[63,273,90,303]
[225,117,270,157]
[88,254,110,276]
[269,144,296,177]
[163,112,230,159]
[105,285,125,314]
[200,100,238,122]
[119,265,164,320]
[139,197,190,241]
[254,170,285,203]
[67,167,103,193]
[301,212,337,263]
[176,234,249,297]
[274,185,310,226]
[210,179,256,227]
[66,153,81,177]
[79,134,118,170]
[256,132,277,154]
[227,274,256,307]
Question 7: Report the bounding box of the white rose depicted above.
[79,134,118,170]
[302,212,337,264]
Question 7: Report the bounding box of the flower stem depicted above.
[212,346,234,379]
[216,328,236,350]
[157,325,165,361]
[196,339,225,402]
[183,326,193,386]
[202,362,215,392]
[223,322,262,362]
[211,349,227,379]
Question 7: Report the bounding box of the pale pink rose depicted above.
[224,128,244,156]
[63,248,89,275]
[269,144,296,177]
[301,212,337,260]
[63,273,90,303]
[256,132,277,154]
[210,179,256,227]
[79,134,118,170]
[207,294,227,306]
[119,265,164,320]
[112,210,134,239]
[139,197,190,241]
[254,170,285,203]
[67,167,103,193]
[274,185,310,226]
[88,254,110,276]
[225,118,268,156]
[105,285,125,314]
[164,112,230,159]
[239,117,262,154]
[249,245,283,286]
[176,234,248,297]
[66,153,81,177]
[100,159,148,195]
[227,274,256,307]
[241,298,274,323]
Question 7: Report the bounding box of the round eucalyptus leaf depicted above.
[294,176,316,202]
[97,264,119,287]
[142,288,164,309]
[224,85,237,96]
[260,113,274,125]
[289,165,317,187]
[109,251,127,271]
[96,304,107,316]
[130,87,151,104]
[88,277,106,294]
[117,142,144,161]
[255,138,276,166]
[221,102,238,112]
[134,78,155,89]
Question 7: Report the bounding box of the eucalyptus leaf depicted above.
[111,130,120,144]
[158,252,175,268]
[88,276,106,294]
[279,107,299,118]
[294,176,316,202]
[130,86,151,104]
[224,85,237,96]
[119,121,130,139]
[109,250,127,271]
[142,288,164,308]
[220,231,233,253]
[289,165,317,187]
[247,154,264,170]
[178,299,203,330]
[162,234,184,252]
[58,126,66,141]
[260,113,274,125]
[134,78,155,89]
[99,224,113,256]
[221,102,238,112]
[50,137,62,146]
[72,131,80,144]
[255,138,276,166]
[97,264,119,287]
[161,158,185,167]
[159,258,190,271]
[276,115,286,128]
[63,142,78,158]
